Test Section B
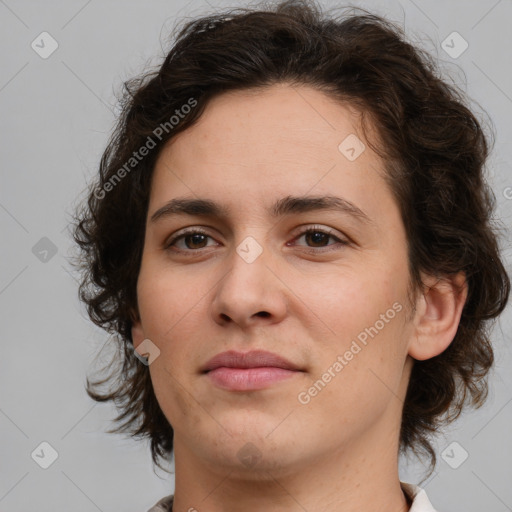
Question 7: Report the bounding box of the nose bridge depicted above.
[211,229,286,326]
[225,231,271,295]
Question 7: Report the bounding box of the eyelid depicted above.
[290,224,341,239]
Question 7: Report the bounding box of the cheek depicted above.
[310,268,403,337]
[302,265,409,391]
[137,264,201,339]
[297,315,408,436]
[150,362,200,424]
[141,274,206,427]
[137,269,206,403]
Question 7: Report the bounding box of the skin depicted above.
[132,83,467,512]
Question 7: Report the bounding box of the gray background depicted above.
[1,0,511,510]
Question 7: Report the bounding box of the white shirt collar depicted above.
[401,481,439,511]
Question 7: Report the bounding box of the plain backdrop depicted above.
[1,0,511,511]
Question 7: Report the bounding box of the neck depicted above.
[170,418,410,512]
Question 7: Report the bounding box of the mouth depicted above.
[205,366,302,391]
[202,350,304,391]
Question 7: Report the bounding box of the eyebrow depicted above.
[150,194,373,225]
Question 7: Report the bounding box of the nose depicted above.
[210,240,288,329]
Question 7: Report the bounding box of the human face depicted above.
[132,83,416,476]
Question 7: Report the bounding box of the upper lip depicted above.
[201,350,302,373]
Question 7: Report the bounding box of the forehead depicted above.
[161,84,371,167]
[149,84,392,223]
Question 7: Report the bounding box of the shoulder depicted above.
[401,481,440,512]
[146,494,174,512]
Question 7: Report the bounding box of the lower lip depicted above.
[205,367,300,391]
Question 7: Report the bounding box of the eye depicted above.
[288,226,349,252]
[164,225,349,254]
[165,229,217,252]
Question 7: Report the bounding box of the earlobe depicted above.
[408,272,468,361]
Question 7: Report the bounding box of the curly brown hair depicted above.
[71,0,510,476]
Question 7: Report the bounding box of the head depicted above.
[72,0,510,477]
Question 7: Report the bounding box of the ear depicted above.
[408,271,468,361]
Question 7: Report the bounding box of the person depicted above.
[71,0,510,510]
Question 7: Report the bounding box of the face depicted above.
[132,83,417,476]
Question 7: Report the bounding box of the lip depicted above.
[202,350,304,391]
[202,350,301,372]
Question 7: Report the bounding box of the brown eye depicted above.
[181,233,209,249]
[303,230,331,247]
[165,229,216,252]
[291,227,348,252]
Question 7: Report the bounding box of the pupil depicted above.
[307,231,327,247]
[187,234,206,249]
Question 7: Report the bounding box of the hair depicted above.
[71,0,510,477]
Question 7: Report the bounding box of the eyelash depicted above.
[164,225,349,254]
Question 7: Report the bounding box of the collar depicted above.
[401,481,439,511]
